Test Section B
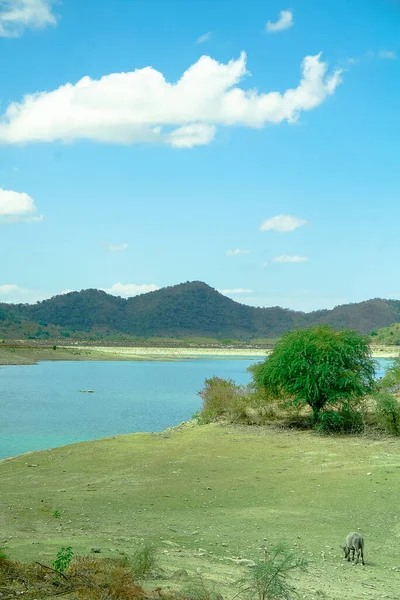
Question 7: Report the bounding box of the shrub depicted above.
[130,545,157,579]
[197,376,306,426]
[197,377,249,423]
[180,573,222,600]
[53,546,74,573]
[374,392,400,435]
[314,406,365,434]
[237,544,307,600]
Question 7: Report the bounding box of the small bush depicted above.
[197,377,249,424]
[130,545,157,579]
[237,544,307,600]
[180,573,222,600]
[315,406,365,434]
[374,392,400,435]
[53,546,74,573]
[197,376,306,426]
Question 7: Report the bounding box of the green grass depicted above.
[1,423,400,598]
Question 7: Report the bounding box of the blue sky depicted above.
[0,0,399,311]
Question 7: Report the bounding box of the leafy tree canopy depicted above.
[251,325,376,422]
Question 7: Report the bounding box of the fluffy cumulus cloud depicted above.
[196,31,211,44]
[226,248,250,256]
[272,255,309,263]
[266,9,293,33]
[219,288,253,294]
[0,187,43,222]
[0,0,57,38]
[0,52,342,148]
[259,214,307,232]
[102,283,159,298]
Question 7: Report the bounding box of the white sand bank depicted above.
[68,346,271,360]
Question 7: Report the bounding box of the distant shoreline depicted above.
[0,342,399,365]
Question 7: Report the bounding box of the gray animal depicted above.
[341,532,365,565]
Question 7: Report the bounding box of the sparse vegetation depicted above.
[130,545,157,579]
[1,425,400,599]
[237,545,308,600]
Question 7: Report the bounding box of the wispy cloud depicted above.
[259,215,307,232]
[105,243,128,253]
[196,31,211,44]
[0,52,342,148]
[368,49,397,60]
[266,9,293,33]
[102,283,159,298]
[219,288,253,294]
[0,187,43,223]
[226,248,250,256]
[378,49,396,60]
[272,255,309,263]
[0,0,58,38]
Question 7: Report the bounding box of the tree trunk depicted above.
[312,405,320,424]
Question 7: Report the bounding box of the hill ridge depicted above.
[2,280,400,339]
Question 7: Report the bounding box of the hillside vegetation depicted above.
[372,323,400,346]
[3,281,400,340]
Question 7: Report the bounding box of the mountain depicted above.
[2,281,400,340]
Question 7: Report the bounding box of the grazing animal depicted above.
[341,532,365,565]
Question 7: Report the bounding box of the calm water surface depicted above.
[0,357,391,459]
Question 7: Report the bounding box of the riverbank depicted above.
[1,342,399,365]
[1,422,399,599]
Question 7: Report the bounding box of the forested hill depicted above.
[2,281,400,339]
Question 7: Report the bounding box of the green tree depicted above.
[251,325,376,424]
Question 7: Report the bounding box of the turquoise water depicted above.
[0,357,392,460]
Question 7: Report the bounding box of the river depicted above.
[0,357,392,459]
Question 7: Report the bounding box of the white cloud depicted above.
[196,31,211,44]
[0,0,57,38]
[0,187,43,222]
[378,50,396,60]
[226,248,250,256]
[219,288,253,294]
[0,283,48,303]
[0,52,342,148]
[266,9,293,33]
[272,255,309,263]
[105,242,128,252]
[102,283,159,298]
[259,214,307,232]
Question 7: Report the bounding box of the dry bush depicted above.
[0,553,177,600]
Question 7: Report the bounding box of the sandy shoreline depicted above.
[71,344,400,359]
[0,343,399,366]
[66,345,271,359]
